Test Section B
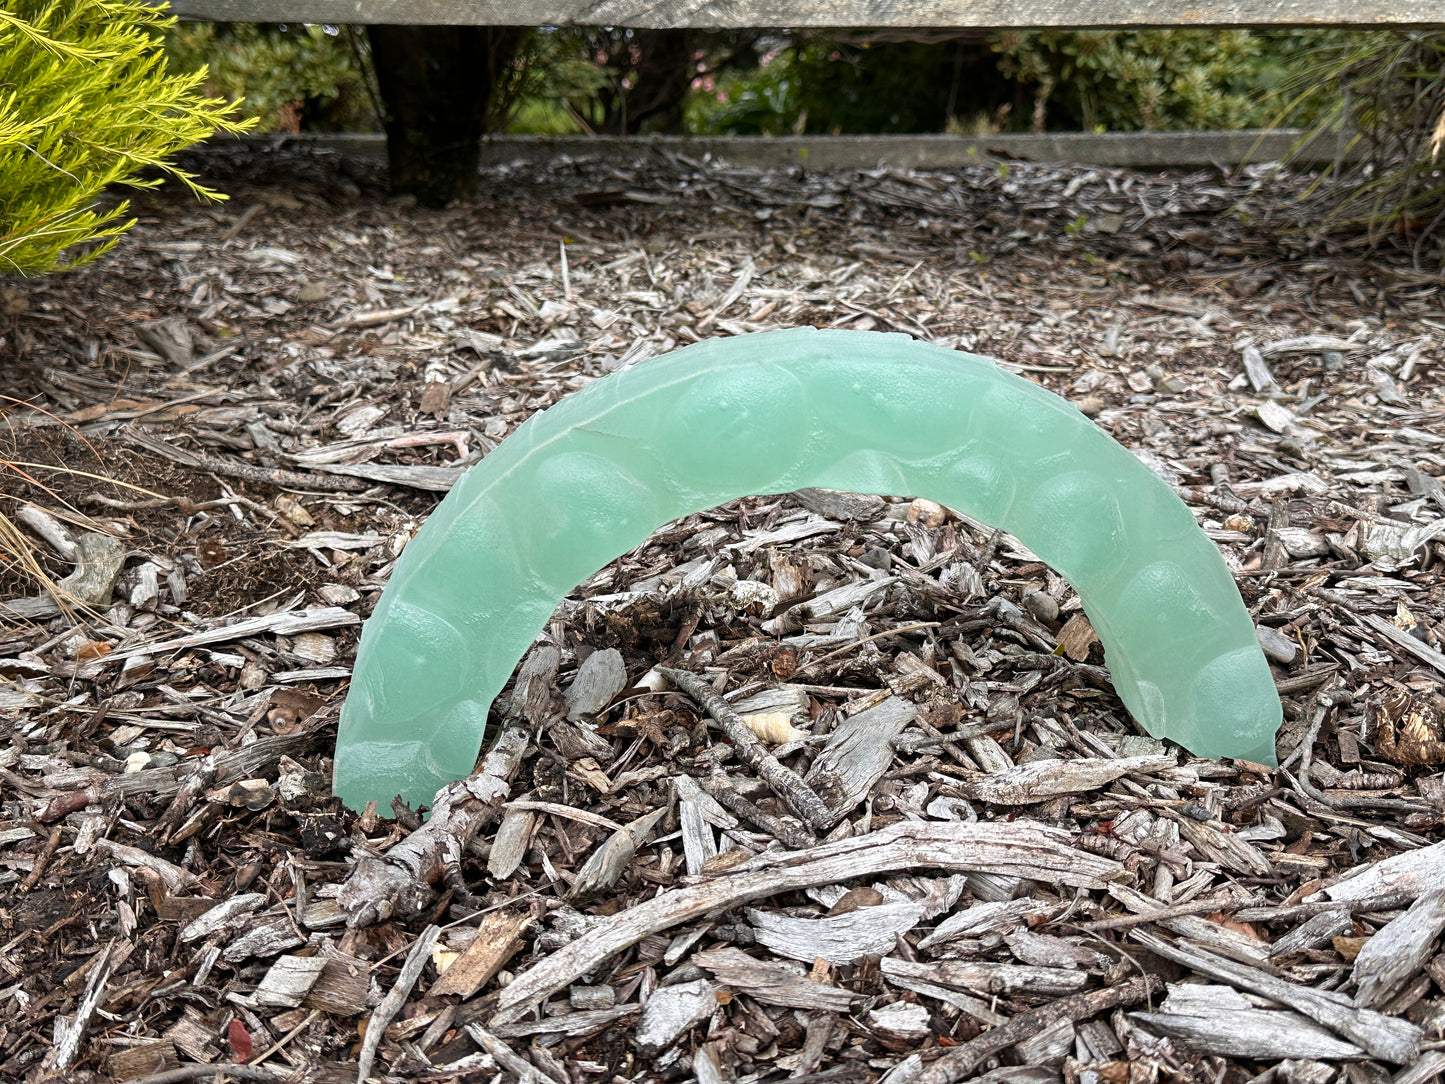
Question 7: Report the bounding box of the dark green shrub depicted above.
[691,30,1333,136]
[517,28,760,135]
[993,30,1326,132]
[164,21,377,132]
[693,37,1010,136]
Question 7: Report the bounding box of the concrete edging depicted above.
[237,129,1349,171]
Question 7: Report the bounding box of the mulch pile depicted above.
[3,140,1445,1084]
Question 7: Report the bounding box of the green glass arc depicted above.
[335,328,1281,810]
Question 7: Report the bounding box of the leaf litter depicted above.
[2,141,1445,1082]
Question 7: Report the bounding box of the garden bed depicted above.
[3,142,1445,1083]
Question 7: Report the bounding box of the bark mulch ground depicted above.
[4,141,1445,1084]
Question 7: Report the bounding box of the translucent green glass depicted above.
[335,328,1280,809]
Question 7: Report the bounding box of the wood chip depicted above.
[1351,890,1445,1009]
[14,144,1445,1083]
[430,910,534,998]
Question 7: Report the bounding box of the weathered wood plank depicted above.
[163,0,1445,29]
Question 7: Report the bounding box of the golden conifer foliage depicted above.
[0,1,254,276]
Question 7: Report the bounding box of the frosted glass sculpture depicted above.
[335,328,1280,809]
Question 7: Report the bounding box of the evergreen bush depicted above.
[163,22,377,133]
[691,31,1329,136]
[0,0,251,277]
[993,30,1325,133]
[693,38,1001,136]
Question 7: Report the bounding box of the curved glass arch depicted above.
[335,328,1279,810]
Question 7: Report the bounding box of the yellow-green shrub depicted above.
[0,0,252,276]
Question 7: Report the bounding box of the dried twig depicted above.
[493,820,1124,1023]
[122,427,369,493]
[698,760,816,849]
[124,1067,287,1084]
[1073,893,1263,933]
[662,666,833,830]
[914,975,1165,1084]
[355,924,440,1083]
[1133,929,1421,1064]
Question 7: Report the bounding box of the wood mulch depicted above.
[4,140,1445,1084]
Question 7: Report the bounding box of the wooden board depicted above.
[163,0,1445,30]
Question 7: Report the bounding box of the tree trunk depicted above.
[366,25,525,207]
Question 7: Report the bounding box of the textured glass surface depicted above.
[335,328,1281,809]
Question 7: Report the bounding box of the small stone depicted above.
[1323,350,1346,370]
[1022,588,1059,624]
[298,282,328,304]
[1256,625,1298,665]
[1078,394,1106,416]
[1222,514,1254,533]
[859,546,892,570]
[906,498,946,528]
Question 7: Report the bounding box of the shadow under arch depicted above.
[335,328,1280,810]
